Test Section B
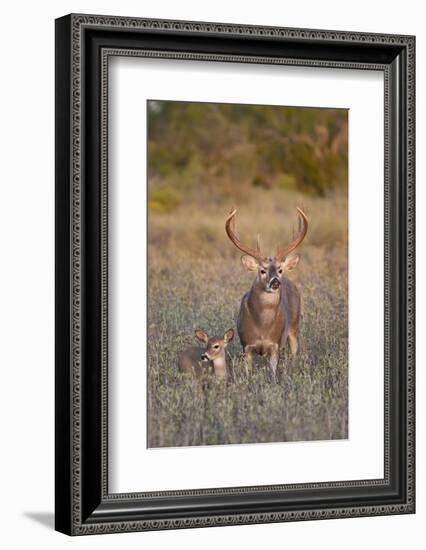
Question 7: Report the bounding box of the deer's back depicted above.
[178,346,213,378]
[282,277,301,327]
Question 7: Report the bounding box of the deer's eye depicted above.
[260,269,266,275]
[213,344,219,349]
[278,269,283,274]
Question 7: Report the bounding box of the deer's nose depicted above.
[201,354,209,361]
[270,277,281,290]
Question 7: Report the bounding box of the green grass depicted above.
[147,188,348,447]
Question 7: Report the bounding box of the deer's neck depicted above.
[212,353,228,380]
[248,282,281,325]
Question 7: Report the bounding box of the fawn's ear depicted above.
[194,330,209,344]
[241,254,259,272]
[223,328,234,343]
[282,254,300,272]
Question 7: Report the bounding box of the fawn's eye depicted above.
[278,269,282,274]
[260,269,266,275]
[213,344,219,349]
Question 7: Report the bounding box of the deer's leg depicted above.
[269,344,280,382]
[243,345,255,377]
[288,331,298,356]
[283,330,299,376]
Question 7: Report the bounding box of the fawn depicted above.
[178,329,234,382]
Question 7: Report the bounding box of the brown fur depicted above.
[237,257,301,379]
[178,329,234,382]
[225,207,308,381]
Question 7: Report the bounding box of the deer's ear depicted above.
[223,328,234,343]
[241,255,259,272]
[282,254,300,272]
[194,330,209,344]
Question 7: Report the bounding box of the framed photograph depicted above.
[55,14,415,535]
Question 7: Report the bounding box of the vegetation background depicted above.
[147,100,348,448]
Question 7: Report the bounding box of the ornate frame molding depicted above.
[55,14,415,535]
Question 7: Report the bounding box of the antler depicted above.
[225,209,266,262]
[275,208,309,262]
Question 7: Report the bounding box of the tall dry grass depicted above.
[147,187,348,447]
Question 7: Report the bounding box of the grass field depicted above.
[147,187,348,448]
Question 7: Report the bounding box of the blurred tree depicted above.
[147,100,348,206]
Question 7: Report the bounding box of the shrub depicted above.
[148,186,182,213]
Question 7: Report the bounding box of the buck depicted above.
[225,207,308,380]
[178,329,234,382]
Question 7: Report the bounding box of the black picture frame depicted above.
[55,13,415,535]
